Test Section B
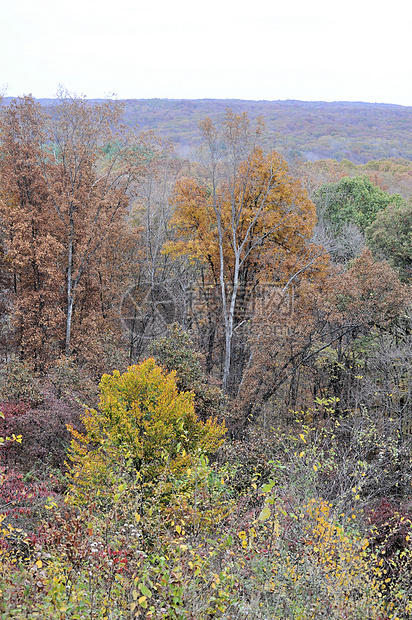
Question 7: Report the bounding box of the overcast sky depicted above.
[2,0,412,105]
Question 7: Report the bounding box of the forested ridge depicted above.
[6,97,412,163]
[0,94,412,619]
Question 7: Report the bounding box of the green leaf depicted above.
[262,480,275,493]
[140,585,152,598]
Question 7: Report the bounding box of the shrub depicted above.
[67,358,226,506]
[150,324,227,422]
[0,359,43,407]
[0,391,84,472]
[366,498,412,606]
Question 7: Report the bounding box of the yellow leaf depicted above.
[313,464,317,472]
[259,507,271,521]
[36,560,43,568]
[299,434,306,443]
[134,513,141,524]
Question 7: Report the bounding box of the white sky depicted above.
[2,0,412,105]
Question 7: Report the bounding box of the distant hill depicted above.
[5,98,412,164]
[121,99,412,164]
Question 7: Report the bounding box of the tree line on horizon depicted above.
[5,96,412,164]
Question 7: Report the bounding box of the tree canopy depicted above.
[166,112,326,393]
[367,200,412,282]
[315,175,406,233]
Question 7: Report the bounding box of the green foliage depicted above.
[0,359,43,407]
[149,324,226,421]
[2,408,412,619]
[4,426,409,619]
[367,200,412,282]
[315,175,406,233]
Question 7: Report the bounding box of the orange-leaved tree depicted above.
[67,358,225,505]
[166,111,325,394]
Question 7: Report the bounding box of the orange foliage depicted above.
[0,95,150,371]
[168,147,319,287]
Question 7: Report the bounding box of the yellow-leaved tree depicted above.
[166,112,326,395]
[67,358,225,506]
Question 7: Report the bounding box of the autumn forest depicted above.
[0,94,412,619]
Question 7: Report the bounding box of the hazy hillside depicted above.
[7,98,411,164]
[119,99,412,163]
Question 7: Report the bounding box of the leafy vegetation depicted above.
[67,359,225,507]
[367,200,412,282]
[315,175,406,233]
[0,96,411,618]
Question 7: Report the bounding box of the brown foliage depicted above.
[0,98,65,366]
[0,95,154,371]
[324,249,411,328]
[236,250,410,428]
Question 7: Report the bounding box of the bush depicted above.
[150,324,227,422]
[67,358,226,506]
[0,359,43,407]
[366,498,412,604]
[0,391,84,472]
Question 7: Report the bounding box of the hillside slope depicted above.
[4,98,412,163]
[120,99,412,163]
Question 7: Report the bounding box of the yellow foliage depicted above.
[301,498,382,602]
[166,148,319,286]
[67,359,225,504]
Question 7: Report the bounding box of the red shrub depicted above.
[366,498,412,585]
[0,391,84,472]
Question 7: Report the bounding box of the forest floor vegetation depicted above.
[1,361,411,619]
